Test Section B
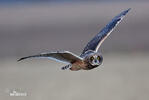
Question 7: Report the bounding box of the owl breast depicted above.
[70,61,98,71]
[85,64,99,70]
[70,59,99,71]
[70,61,87,71]
[70,50,102,71]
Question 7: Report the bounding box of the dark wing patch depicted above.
[18,51,83,63]
[82,8,131,54]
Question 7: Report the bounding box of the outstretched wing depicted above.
[82,8,131,54]
[18,51,83,63]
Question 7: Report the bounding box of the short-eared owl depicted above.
[18,8,131,71]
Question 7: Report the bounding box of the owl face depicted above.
[83,51,103,67]
[89,54,103,66]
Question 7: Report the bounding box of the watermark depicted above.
[5,88,27,97]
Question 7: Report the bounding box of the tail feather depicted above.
[61,64,71,70]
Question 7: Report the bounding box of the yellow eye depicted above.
[97,56,100,61]
[90,56,94,61]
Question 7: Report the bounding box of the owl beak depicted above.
[93,59,100,66]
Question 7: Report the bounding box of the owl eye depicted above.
[90,56,94,61]
[97,56,101,61]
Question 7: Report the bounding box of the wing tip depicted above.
[17,57,26,62]
[126,8,131,13]
[126,8,131,12]
[17,56,31,62]
[122,8,131,16]
[116,8,131,19]
[17,58,23,62]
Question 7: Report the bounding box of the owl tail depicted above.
[61,64,72,70]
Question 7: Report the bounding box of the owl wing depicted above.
[82,8,131,54]
[18,51,83,64]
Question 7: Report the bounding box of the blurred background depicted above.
[0,0,149,100]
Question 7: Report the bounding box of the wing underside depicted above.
[82,8,131,54]
[18,51,83,64]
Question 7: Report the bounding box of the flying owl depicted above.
[18,8,131,71]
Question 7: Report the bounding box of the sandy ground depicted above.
[0,53,149,100]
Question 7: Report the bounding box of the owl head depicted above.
[88,54,103,66]
[83,50,103,66]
